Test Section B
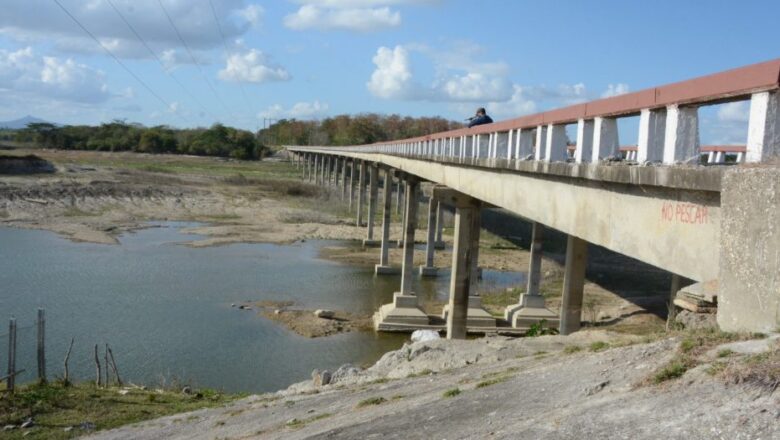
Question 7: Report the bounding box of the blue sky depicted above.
[0,0,777,143]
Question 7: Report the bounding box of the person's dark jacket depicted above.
[468,114,493,128]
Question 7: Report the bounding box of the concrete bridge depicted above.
[286,58,780,337]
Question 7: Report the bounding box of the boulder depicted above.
[411,329,441,343]
[314,309,335,319]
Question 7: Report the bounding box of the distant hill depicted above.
[0,115,56,129]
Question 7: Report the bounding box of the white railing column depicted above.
[516,128,534,159]
[746,91,780,163]
[545,124,568,162]
[592,117,619,162]
[574,119,594,163]
[507,130,514,160]
[534,126,547,160]
[637,108,667,163]
[663,104,699,164]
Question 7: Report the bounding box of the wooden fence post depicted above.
[7,318,16,392]
[37,308,46,383]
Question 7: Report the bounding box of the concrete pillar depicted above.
[395,176,403,215]
[419,196,438,276]
[592,117,619,162]
[516,128,534,160]
[637,108,667,163]
[746,91,780,163]
[447,203,480,339]
[559,235,588,335]
[667,273,681,330]
[399,180,419,295]
[324,156,331,185]
[314,155,321,185]
[534,126,547,160]
[574,119,594,163]
[434,201,445,249]
[356,161,366,226]
[504,222,558,329]
[341,158,348,199]
[364,164,380,246]
[545,124,568,162]
[348,160,356,212]
[375,168,399,275]
[663,104,699,164]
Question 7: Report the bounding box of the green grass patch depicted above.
[475,376,510,389]
[356,397,387,408]
[442,388,461,398]
[589,341,610,352]
[652,361,688,383]
[0,381,239,439]
[717,349,735,358]
[563,345,582,354]
[406,369,433,378]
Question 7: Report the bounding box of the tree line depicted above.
[258,113,463,146]
[1,113,462,160]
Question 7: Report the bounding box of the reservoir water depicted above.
[0,222,525,393]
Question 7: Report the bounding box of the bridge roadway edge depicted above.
[289,148,721,283]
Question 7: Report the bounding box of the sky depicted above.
[0,0,778,144]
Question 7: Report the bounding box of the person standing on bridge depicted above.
[467,107,493,128]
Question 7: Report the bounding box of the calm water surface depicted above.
[0,222,524,393]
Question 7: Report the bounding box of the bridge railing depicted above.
[299,59,779,166]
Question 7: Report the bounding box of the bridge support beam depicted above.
[375,168,400,275]
[374,178,429,329]
[663,105,699,164]
[436,187,495,334]
[419,195,439,276]
[746,91,780,162]
[348,160,355,212]
[363,164,380,247]
[341,158,347,199]
[434,201,445,250]
[504,222,559,330]
[395,176,403,215]
[559,235,588,335]
[356,161,366,226]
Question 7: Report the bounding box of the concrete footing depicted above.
[374,264,401,275]
[418,266,438,277]
[374,292,429,330]
[504,294,560,329]
[441,296,496,327]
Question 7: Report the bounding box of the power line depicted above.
[207,0,257,130]
[106,0,217,123]
[156,0,238,123]
[53,0,187,126]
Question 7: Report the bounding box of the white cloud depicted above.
[0,0,257,59]
[238,4,264,27]
[440,73,512,102]
[484,85,538,119]
[601,83,630,98]
[717,100,749,123]
[284,5,400,31]
[0,47,110,104]
[259,100,329,119]
[366,46,415,99]
[218,49,291,83]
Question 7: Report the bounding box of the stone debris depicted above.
[311,369,332,387]
[411,329,441,342]
[314,309,335,319]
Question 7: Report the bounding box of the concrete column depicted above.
[419,196,438,276]
[348,160,356,212]
[746,91,780,163]
[545,123,568,162]
[374,177,429,330]
[516,128,534,159]
[364,164,380,246]
[559,235,588,335]
[395,176,403,215]
[434,201,445,249]
[314,155,321,185]
[357,161,367,226]
[574,119,594,163]
[637,108,667,163]
[507,130,514,160]
[397,186,409,248]
[534,126,547,160]
[324,156,330,185]
[375,168,399,275]
[592,117,620,162]
[341,158,348,199]
[663,104,699,164]
[667,273,681,330]
[447,204,480,339]
[504,223,558,329]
